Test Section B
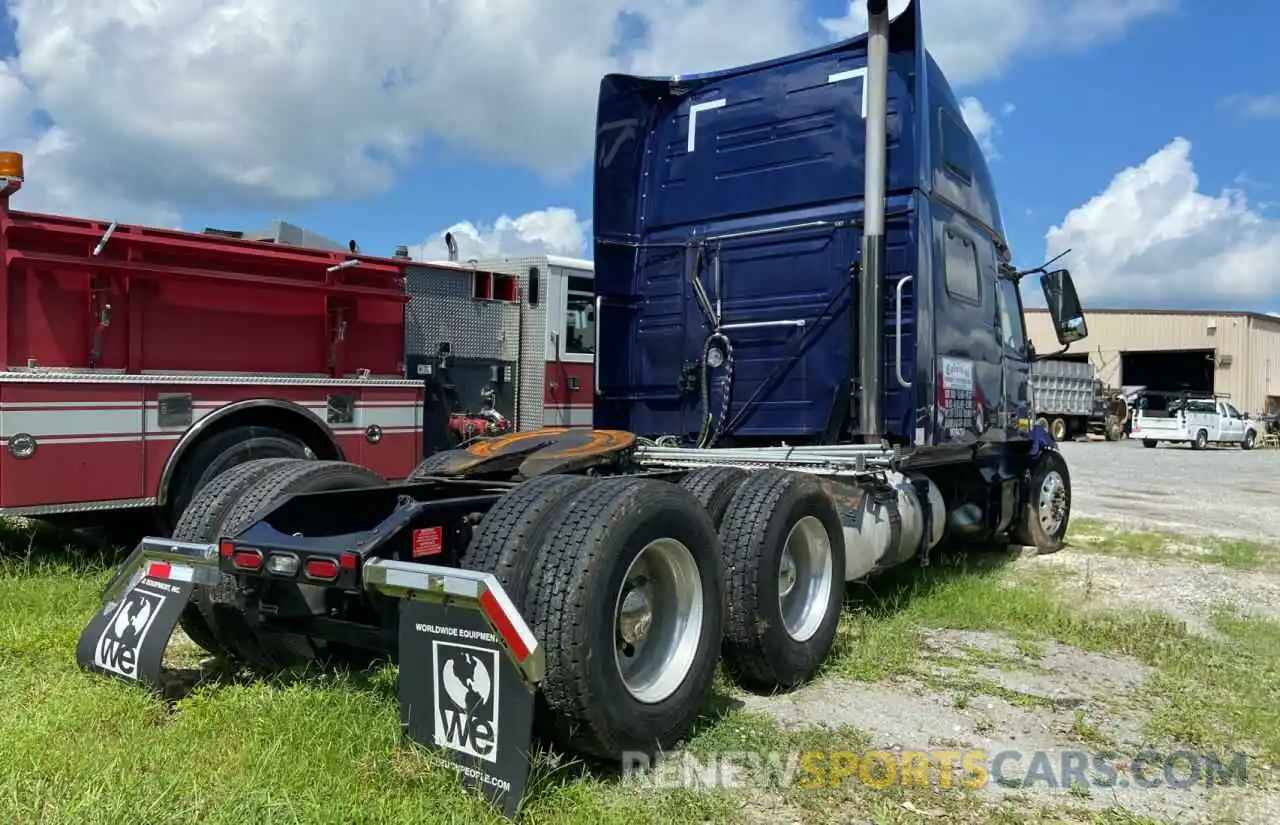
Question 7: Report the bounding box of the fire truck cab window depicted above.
[565,275,595,355]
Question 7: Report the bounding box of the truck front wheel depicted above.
[1011,450,1071,555]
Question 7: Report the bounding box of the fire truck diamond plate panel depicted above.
[404,265,520,362]
[473,256,552,432]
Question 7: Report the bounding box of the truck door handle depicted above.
[895,275,912,388]
[594,294,603,397]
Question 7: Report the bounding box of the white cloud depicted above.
[1224,93,1280,119]
[819,0,1170,86]
[0,0,808,223]
[1044,138,1280,307]
[415,208,590,262]
[959,97,1000,158]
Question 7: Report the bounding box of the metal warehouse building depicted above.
[1024,308,1280,416]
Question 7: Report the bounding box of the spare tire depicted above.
[202,460,388,672]
[524,476,725,760]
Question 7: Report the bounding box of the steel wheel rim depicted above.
[778,515,834,642]
[1038,470,1068,536]
[613,537,704,704]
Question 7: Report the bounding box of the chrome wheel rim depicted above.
[614,538,704,704]
[1038,470,1068,536]
[778,516,834,642]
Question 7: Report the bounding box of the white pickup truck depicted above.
[1131,395,1260,450]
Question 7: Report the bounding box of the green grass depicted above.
[1065,517,1280,570]
[0,516,1276,824]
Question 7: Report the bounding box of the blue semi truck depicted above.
[76,0,1088,816]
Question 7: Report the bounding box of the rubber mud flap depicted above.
[717,468,846,692]
[396,598,537,820]
[524,476,726,761]
[170,457,305,655]
[677,466,749,528]
[77,570,195,691]
[204,460,387,672]
[458,473,593,609]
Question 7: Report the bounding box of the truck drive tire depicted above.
[1011,449,1071,555]
[203,460,389,672]
[171,457,303,655]
[1193,429,1208,450]
[524,476,725,761]
[717,469,845,692]
[457,473,593,608]
[168,425,313,525]
[677,466,749,528]
[1050,417,1067,442]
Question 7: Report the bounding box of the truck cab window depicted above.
[1226,402,1241,419]
[995,277,1027,353]
[943,229,980,302]
[565,294,595,355]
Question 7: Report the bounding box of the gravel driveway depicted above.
[1058,439,1280,542]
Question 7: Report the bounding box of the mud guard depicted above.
[75,538,220,689]
[364,559,541,821]
[76,543,541,822]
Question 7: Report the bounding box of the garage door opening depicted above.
[1120,349,1215,394]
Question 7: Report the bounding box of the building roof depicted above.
[1026,307,1280,325]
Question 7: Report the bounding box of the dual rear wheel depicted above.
[174,459,850,760]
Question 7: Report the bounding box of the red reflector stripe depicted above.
[479,589,530,662]
[146,561,171,580]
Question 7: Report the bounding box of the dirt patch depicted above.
[734,627,1276,823]
[1018,552,1280,637]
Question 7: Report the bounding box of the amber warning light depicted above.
[0,151,24,180]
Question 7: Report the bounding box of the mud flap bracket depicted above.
[74,538,220,690]
[364,559,541,821]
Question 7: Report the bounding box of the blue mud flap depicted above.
[353,560,543,822]
[75,538,217,689]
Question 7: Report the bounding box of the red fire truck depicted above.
[0,150,596,534]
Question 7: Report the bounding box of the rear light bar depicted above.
[220,539,358,583]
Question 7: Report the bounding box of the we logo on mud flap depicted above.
[92,585,168,680]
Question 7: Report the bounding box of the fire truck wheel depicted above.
[1010,449,1071,555]
[677,466,749,528]
[525,476,725,761]
[458,474,593,608]
[168,425,313,525]
[205,460,388,672]
[171,457,305,655]
[716,469,845,693]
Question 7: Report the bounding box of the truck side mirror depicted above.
[1041,268,1087,345]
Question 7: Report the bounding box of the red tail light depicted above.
[305,557,340,581]
[231,549,263,571]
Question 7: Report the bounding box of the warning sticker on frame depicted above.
[939,357,976,438]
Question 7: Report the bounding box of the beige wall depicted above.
[1024,309,1280,414]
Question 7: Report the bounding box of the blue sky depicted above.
[1,0,1277,310]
